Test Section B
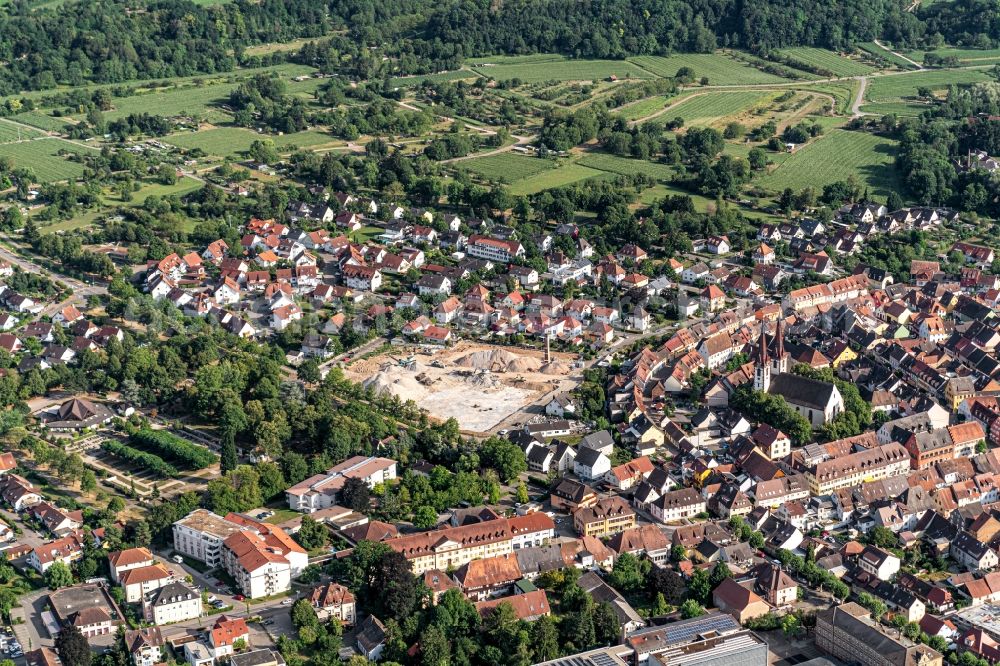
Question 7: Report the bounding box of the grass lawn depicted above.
[865,68,992,102]
[348,225,384,243]
[638,183,716,211]
[128,176,203,204]
[243,37,318,57]
[628,53,793,85]
[756,129,900,199]
[0,138,93,182]
[38,208,103,234]
[724,141,793,167]
[508,162,607,195]
[263,508,301,525]
[163,127,338,156]
[460,153,558,182]
[776,47,876,76]
[471,56,652,83]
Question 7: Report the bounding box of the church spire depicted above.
[755,319,771,392]
[775,318,785,360]
[758,319,769,366]
[774,318,787,374]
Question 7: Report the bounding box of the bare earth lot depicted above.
[344,342,582,433]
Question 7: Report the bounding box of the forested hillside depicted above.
[420,0,916,58]
[0,0,994,95]
[0,0,334,94]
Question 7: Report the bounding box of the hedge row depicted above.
[101,440,179,478]
[129,428,217,469]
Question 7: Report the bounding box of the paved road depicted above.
[0,242,106,296]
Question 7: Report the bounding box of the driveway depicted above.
[11,589,51,652]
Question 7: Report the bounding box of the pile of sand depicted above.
[508,356,543,372]
[363,370,426,402]
[455,348,544,373]
[540,361,571,375]
[465,369,503,389]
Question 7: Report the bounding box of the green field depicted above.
[903,46,1000,66]
[471,56,652,83]
[461,153,558,182]
[101,83,239,123]
[1,63,315,108]
[777,47,876,76]
[865,68,991,102]
[617,95,679,122]
[756,129,899,198]
[391,70,481,88]
[576,153,677,181]
[858,42,918,70]
[163,127,337,156]
[10,111,71,132]
[0,121,43,143]
[130,177,203,203]
[859,101,934,117]
[0,138,92,181]
[802,81,859,115]
[628,53,792,85]
[667,91,776,126]
[467,54,566,66]
[509,162,607,195]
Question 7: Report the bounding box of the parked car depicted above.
[234,594,245,601]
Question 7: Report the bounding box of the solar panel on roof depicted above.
[661,613,740,645]
[590,655,618,666]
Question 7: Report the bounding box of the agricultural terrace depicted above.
[902,46,1000,66]
[617,95,681,122]
[163,127,338,157]
[576,153,677,181]
[858,42,919,70]
[0,63,315,108]
[0,120,43,143]
[756,129,900,199]
[11,111,73,132]
[865,68,992,103]
[627,53,793,85]
[776,47,876,76]
[460,153,558,182]
[471,55,652,83]
[98,83,239,123]
[391,70,482,88]
[665,91,778,127]
[0,139,93,182]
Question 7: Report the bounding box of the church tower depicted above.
[754,320,771,392]
[773,318,788,375]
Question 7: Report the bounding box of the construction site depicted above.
[343,341,583,433]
